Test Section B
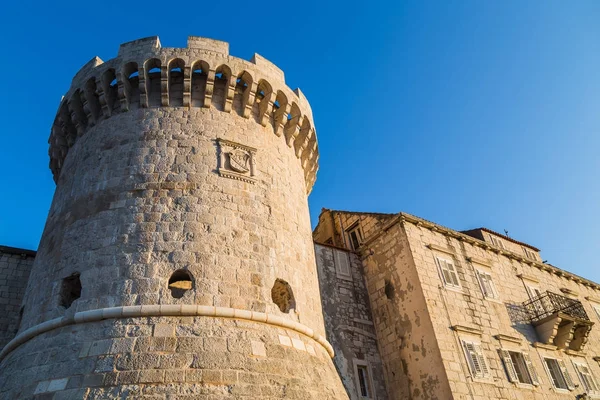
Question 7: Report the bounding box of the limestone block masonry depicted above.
[0,36,347,399]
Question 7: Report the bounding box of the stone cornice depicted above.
[466,256,493,268]
[0,305,334,361]
[426,244,455,256]
[452,325,483,336]
[399,213,600,292]
[494,334,522,344]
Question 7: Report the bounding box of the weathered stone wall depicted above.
[360,221,453,399]
[314,243,387,399]
[313,209,395,249]
[0,37,347,399]
[0,247,35,350]
[403,216,600,399]
[316,209,600,399]
[462,228,541,261]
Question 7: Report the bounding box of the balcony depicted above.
[522,291,593,351]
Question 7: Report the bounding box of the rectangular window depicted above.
[476,270,498,299]
[489,235,505,249]
[574,362,599,393]
[543,358,574,390]
[500,350,539,385]
[523,247,537,261]
[435,256,461,288]
[356,364,373,399]
[461,340,489,378]
[593,304,600,320]
[333,249,352,278]
[346,224,363,250]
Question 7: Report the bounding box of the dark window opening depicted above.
[347,224,363,250]
[169,269,194,298]
[385,280,395,300]
[271,279,296,313]
[60,273,81,309]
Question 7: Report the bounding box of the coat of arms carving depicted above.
[217,138,257,183]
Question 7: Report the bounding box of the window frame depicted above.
[489,235,505,249]
[435,256,461,290]
[573,361,599,394]
[542,357,574,391]
[475,269,499,300]
[346,223,363,251]
[333,249,352,280]
[353,359,376,399]
[499,349,540,386]
[592,304,600,321]
[461,339,490,380]
[523,246,537,261]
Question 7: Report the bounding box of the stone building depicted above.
[1,35,600,400]
[314,208,600,399]
[0,36,347,399]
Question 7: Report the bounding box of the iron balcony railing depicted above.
[522,291,590,322]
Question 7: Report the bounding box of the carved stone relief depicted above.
[217,138,257,183]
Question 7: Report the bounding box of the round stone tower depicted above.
[0,36,348,399]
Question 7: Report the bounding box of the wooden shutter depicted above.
[500,350,518,383]
[558,359,575,390]
[473,343,489,376]
[477,271,497,299]
[523,353,540,386]
[542,358,558,388]
[334,250,351,276]
[574,363,598,392]
[437,258,459,287]
[462,341,485,377]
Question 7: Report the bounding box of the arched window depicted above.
[213,65,232,111]
[84,77,101,122]
[144,58,162,107]
[102,69,119,113]
[234,71,253,117]
[190,60,209,107]
[168,58,185,107]
[122,62,140,109]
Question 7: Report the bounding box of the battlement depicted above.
[49,36,318,192]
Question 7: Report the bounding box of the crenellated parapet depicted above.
[49,36,319,192]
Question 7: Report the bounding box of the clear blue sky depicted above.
[1,1,599,282]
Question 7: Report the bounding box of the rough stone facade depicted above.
[3,35,600,400]
[314,243,387,399]
[0,246,35,350]
[315,208,600,399]
[0,36,346,399]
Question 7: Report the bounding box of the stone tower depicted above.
[0,36,348,399]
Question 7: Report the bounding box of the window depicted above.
[461,340,490,378]
[499,350,539,385]
[346,224,363,250]
[333,249,352,278]
[355,363,374,399]
[526,285,543,299]
[574,362,599,393]
[592,304,600,320]
[543,358,574,390]
[271,279,296,313]
[436,256,461,289]
[523,247,537,261]
[60,273,82,309]
[489,235,505,249]
[476,270,498,299]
